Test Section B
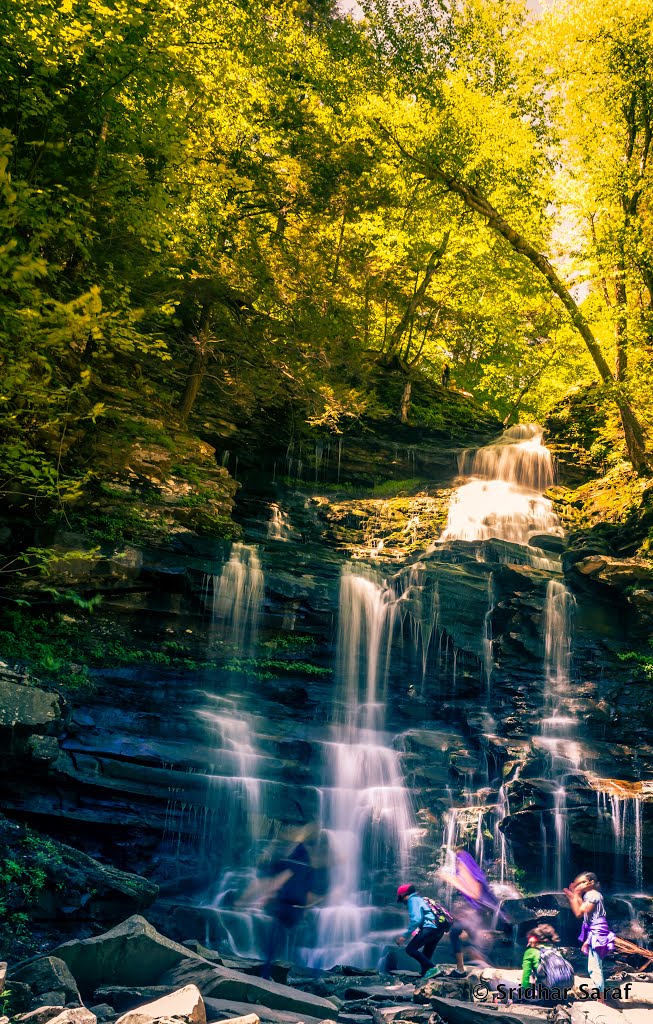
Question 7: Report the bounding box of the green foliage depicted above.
[0,607,205,687]
[618,643,653,681]
[0,0,650,510]
[0,825,62,959]
[223,656,331,680]
[372,478,423,497]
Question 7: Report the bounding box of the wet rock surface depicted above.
[0,414,652,972]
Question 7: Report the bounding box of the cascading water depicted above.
[482,574,495,693]
[268,503,291,541]
[310,566,417,968]
[195,545,267,953]
[440,424,562,546]
[540,580,579,890]
[597,790,644,892]
[204,543,264,651]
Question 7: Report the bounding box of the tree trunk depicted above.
[614,255,628,380]
[388,232,450,357]
[414,157,650,472]
[400,380,412,423]
[178,305,212,422]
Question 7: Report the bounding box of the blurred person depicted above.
[438,848,503,977]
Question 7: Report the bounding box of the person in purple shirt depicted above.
[564,871,615,1000]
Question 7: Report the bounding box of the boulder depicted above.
[158,961,339,1018]
[11,958,80,1005]
[93,992,171,1015]
[114,985,205,1024]
[5,982,33,1013]
[210,1016,259,1024]
[45,1011,96,1024]
[203,1000,325,1024]
[30,995,66,1011]
[35,846,158,923]
[14,1008,67,1024]
[87,1008,117,1022]
[52,917,210,996]
[0,679,62,737]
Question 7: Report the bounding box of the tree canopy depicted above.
[1,0,651,508]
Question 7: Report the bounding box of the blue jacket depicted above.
[402,893,437,937]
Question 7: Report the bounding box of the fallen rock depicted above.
[87,1007,116,1022]
[5,982,33,1014]
[14,1008,66,1024]
[11,958,80,1005]
[30,995,66,1011]
[203,999,325,1024]
[45,1011,97,1024]
[114,985,205,1024]
[52,917,209,995]
[342,987,413,1003]
[0,679,62,738]
[181,944,222,964]
[158,960,339,1018]
[93,994,171,1016]
[210,1015,259,1024]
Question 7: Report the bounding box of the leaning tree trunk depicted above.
[413,155,651,473]
[178,304,212,422]
[388,231,450,357]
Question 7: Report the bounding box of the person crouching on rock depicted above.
[395,884,448,979]
[519,924,575,1005]
[564,872,615,1001]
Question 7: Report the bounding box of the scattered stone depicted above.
[114,985,205,1024]
[5,982,33,1014]
[12,959,80,1006]
[45,1011,97,1024]
[14,1007,66,1024]
[158,960,339,1018]
[0,679,61,737]
[342,988,413,1004]
[30,996,66,1011]
[88,1007,117,1022]
[210,1015,259,1024]
[93,993,171,1015]
[181,944,222,965]
[53,917,210,995]
[203,1000,324,1024]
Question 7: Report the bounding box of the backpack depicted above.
[421,895,454,932]
[536,947,575,989]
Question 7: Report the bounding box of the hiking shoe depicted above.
[421,966,443,980]
[447,969,467,978]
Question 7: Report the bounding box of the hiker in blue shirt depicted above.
[395,883,448,978]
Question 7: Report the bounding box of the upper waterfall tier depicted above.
[440,424,562,546]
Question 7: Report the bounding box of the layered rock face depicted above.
[1,415,652,963]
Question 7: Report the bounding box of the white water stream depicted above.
[310,567,417,968]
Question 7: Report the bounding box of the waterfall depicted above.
[268,503,291,541]
[544,581,576,704]
[199,700,262,860]
[205,543,264,651]
[482,574,495,693]
[540,579,579,889]
[440,424,562,545]
[597,790,644,892]
[311,567,416,968]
